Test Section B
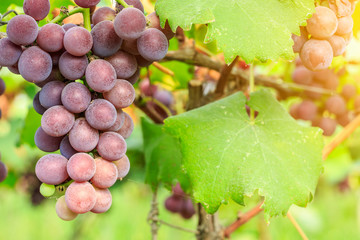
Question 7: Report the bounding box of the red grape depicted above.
[37,23,65,52]
[6,15,38,45]
[85,59,117,92]
[306,6,338,39]
[34,127,62,152]
[137,28,169,61]
[55,196,78,221]
[97,132,127,161]
[61,82,91,113]
[63,27,93,56]
[91,158,118,188]
[106,50,138,79]
[65,181,96,214]
[114,8,146,40]
[59,51,88,80]
[116,112,134,139]
[103,79,135,109]
[91,20,122,58]
[91,188,112,213]
[35,154,69,185]
[67,153,96,182]
[68,118,99,152]
[41,105,75,137]
[114,155,130,179]
[23,0,50,21]
[0,38,22,67]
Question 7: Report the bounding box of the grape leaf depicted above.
[155,0,314,63]
[164,89,323,218]
[142,118,190,192]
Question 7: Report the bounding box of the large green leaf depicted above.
[142,118,190,191]
[155,0,314,63]
[164,89,323,218]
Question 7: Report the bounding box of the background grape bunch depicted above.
[164,183,195,219]
[0,0,174,220]
[289,0,357,136]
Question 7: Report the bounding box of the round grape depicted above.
[39,183,55,197]
[336,15,353,36]
[91,20,122,58]
[316,117,337,136]
[300,39,333,71]
[41,105,75,137]
[180,199,195,219]
[18,46,52,83]
[341,84,357,100]
[59,51,88,80]
[114,8,146,40]
[114,155,130,179]
[6,15,38,45]
[97,132,127,161]
[306,6,338,39]
[121,39,139,55]
[137,28,168,61]
[0,38,22,67]
[91,158,118,189]
[39,81,66,108]
[327,35,346,57]
[67,153,96,182]
[33,92,47,115]
[62,23,77,32]
[35,154,68,185]
[64,27,93,56]
[135,54,153,67]
[164,195,182,213]
[61,82,91,113]
[68,118,99,152]
[55,195,78,221]
[60,135,78,159]
[85,59,116,92]
[85,99,117,130]
[37,23,65,52]
[23,0,50,21]
[103,79,135,109]
[106,50,138,79]
[325,95,347,116]
[65,181,96,214]
[297,100,317,121]
[91,188,112,213]
[34,127,62,152]
[92,7,116,26]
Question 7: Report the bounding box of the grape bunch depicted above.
[0,0,173,220]
[292,0,356,71]
[164,183,195,219]
[289,60,359,136]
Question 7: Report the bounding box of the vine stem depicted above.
[148,188,159,240]
[223,202,264,238]
[50,7,85,24]
[287,212,309,240]
[322,114,360,160]
[115,0,130,8]
[152,62,175,76]
[215,56,238,94]
[158,219,199,234]
[249,64,255,122]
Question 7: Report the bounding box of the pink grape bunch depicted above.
[164,183,195,219]
[292,1,356,71]
[290,60,359,136]
[0,0,174,220]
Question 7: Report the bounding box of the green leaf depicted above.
[142,118,190,191]
[155,0,314,63]
[164,89,323,218]
[19,108,41,148]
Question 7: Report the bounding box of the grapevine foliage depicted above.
[156,0,315,63]
[164,89,324,218]
[142,118,190,192]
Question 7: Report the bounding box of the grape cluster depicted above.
[0,0,173,220]
[292,1,355,71]
[289,61,359,136]
[164,184,195,219]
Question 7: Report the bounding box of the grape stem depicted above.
[152,62,174,76]
[147,188,159,240]
[142,97,173,117]
[287,212,309,240]
[215,56,238,94]
[50,7,91,31]
[115,0,131,8]
[0,10,18,26]
[223,202,263,238]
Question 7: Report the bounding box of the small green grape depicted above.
[40,183,55,197]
